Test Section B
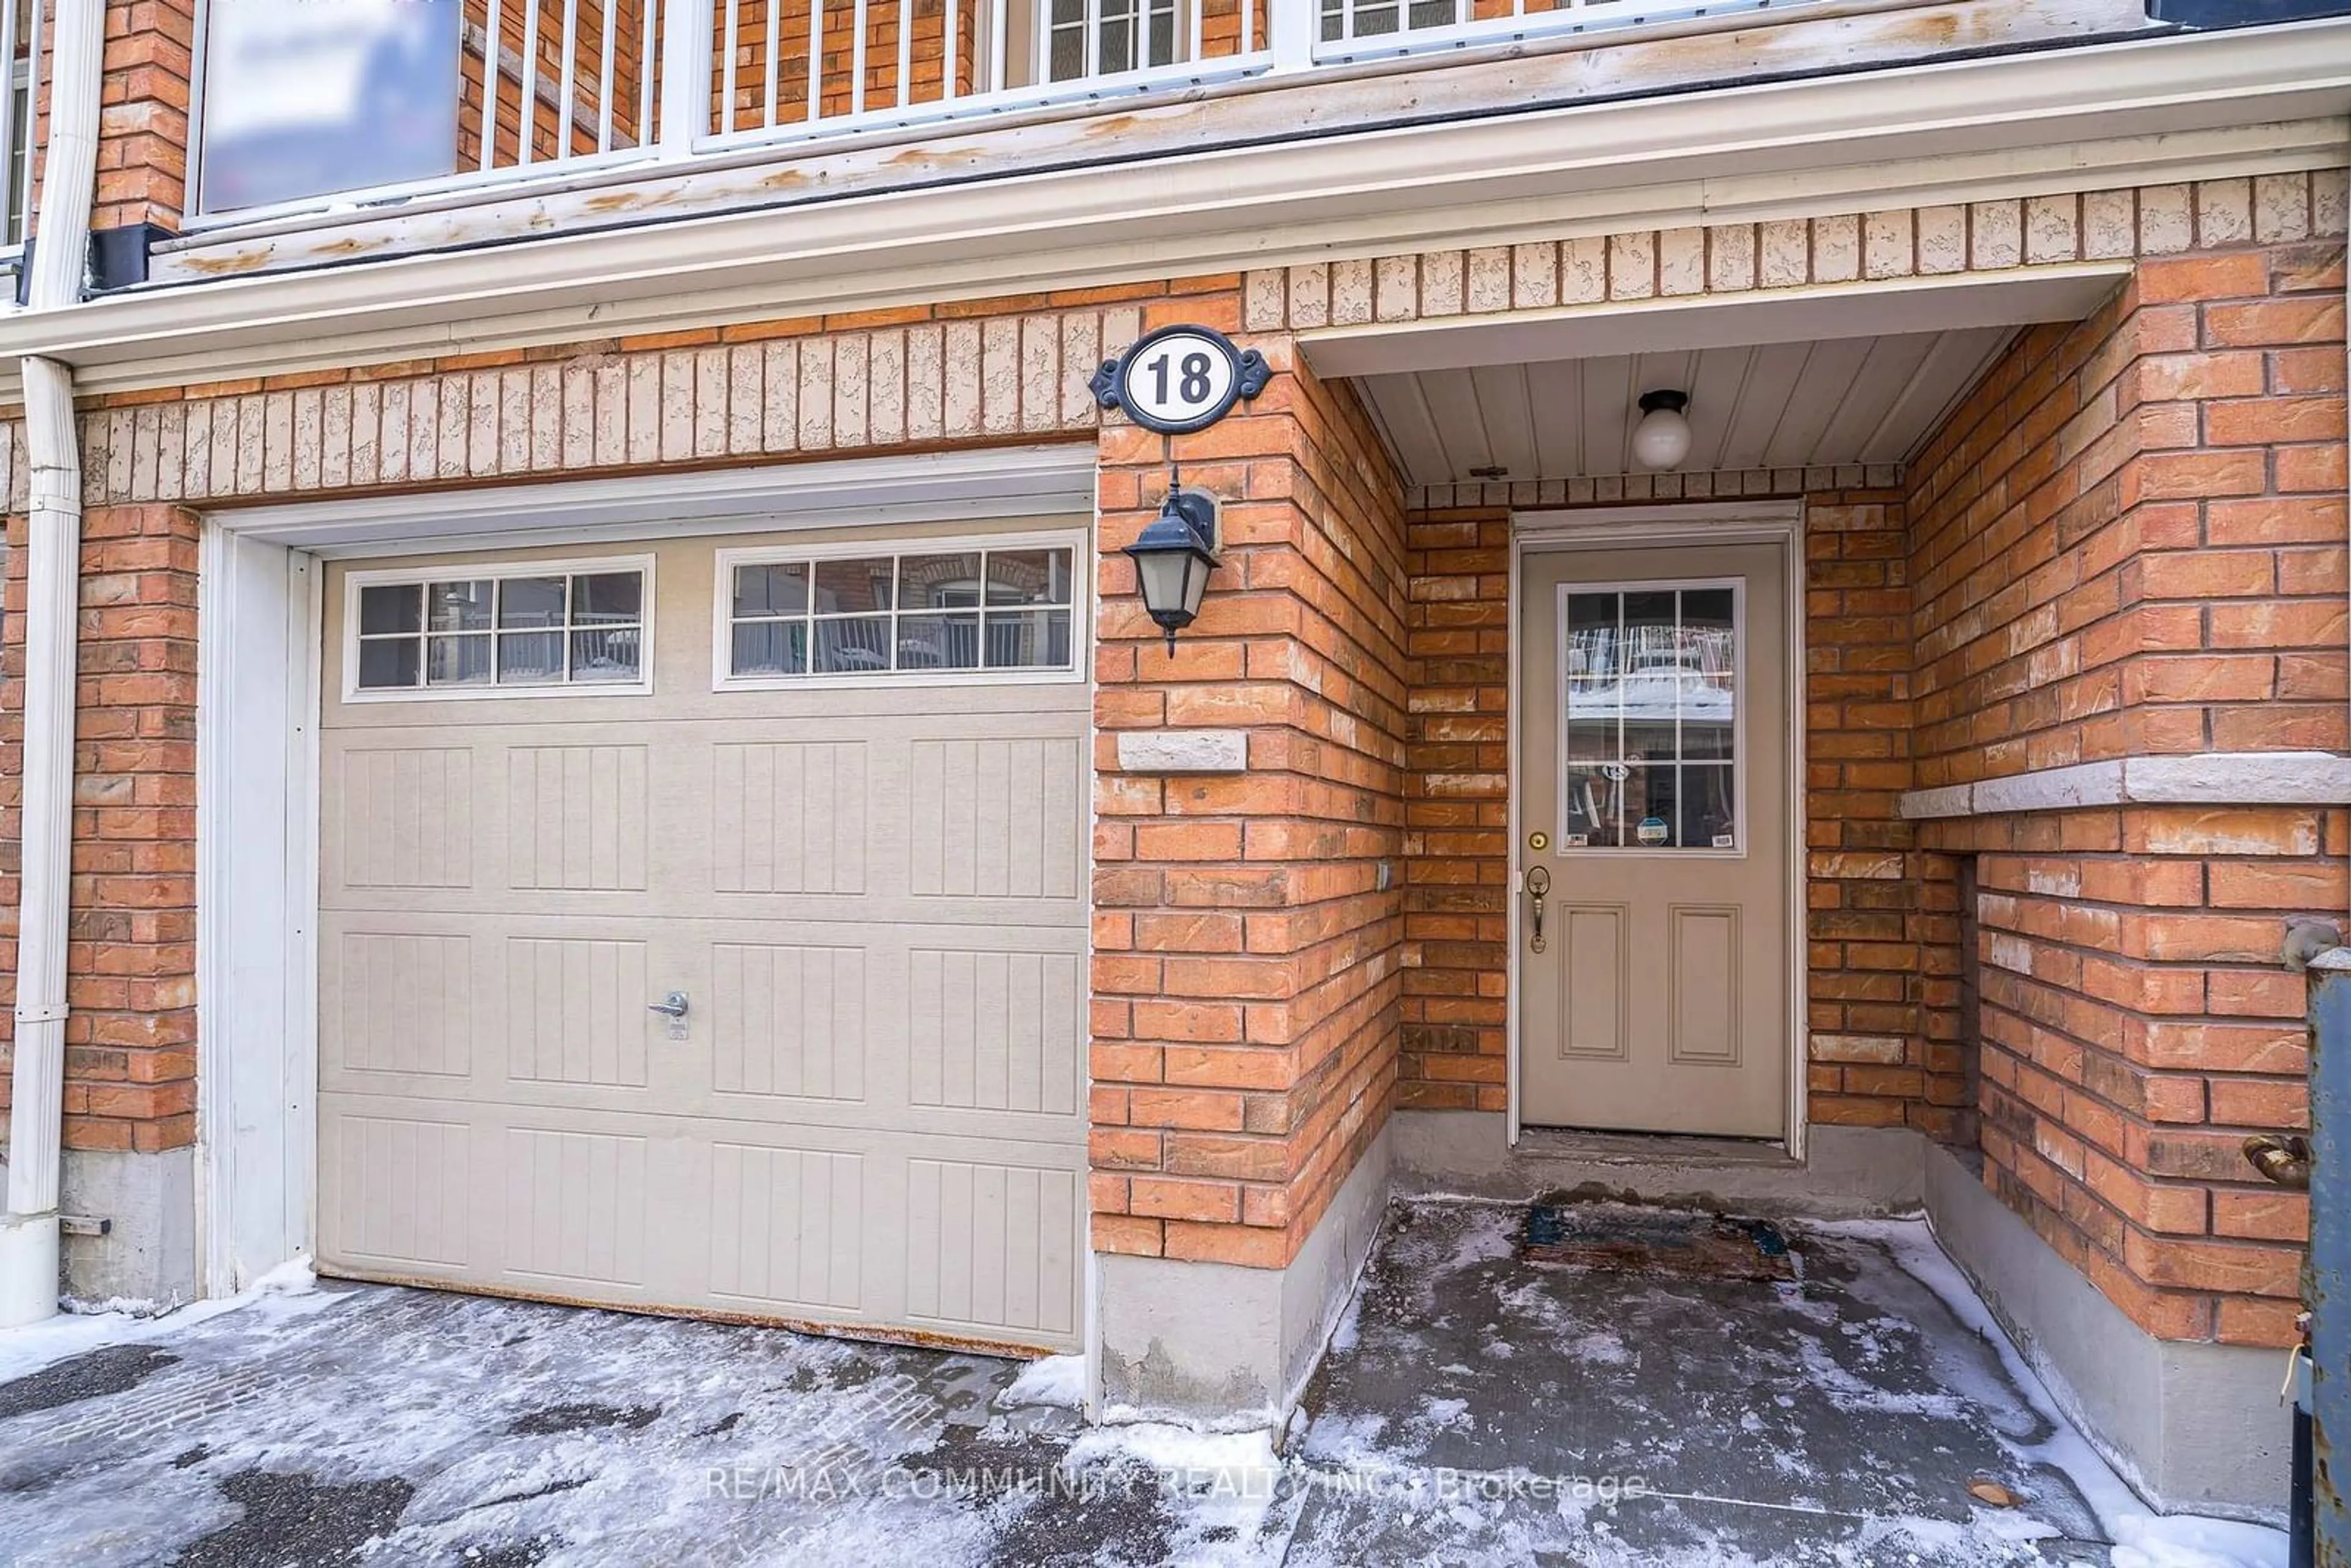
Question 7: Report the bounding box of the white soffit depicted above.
[210,443,1100,555]
[1359,326,2015,482]
[1298,264,2130,379]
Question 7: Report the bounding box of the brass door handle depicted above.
[1526,865,1551,953]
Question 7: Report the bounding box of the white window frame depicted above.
[1553,573,1748,860]
[711,527,1088,692]
[339,552,658,702]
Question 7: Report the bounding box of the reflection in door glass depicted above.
[1561,583,1738,850]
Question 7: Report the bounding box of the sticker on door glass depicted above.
[1561,583,1738,851]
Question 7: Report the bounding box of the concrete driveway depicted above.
[0,1201,2289,1566]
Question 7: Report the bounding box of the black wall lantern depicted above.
[1125,482,1220,654]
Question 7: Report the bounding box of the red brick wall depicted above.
[1090,315,1412,1269]
[1398,506,1508,1112]
[1906,234,2347,1348]
[1397,495,1971,1136]
[0,503,200,1156]
[1909,242,2349,781]
[96,0,195,230]
[1804,492,1973,1139]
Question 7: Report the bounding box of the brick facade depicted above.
[0,171,2335,1357]
[1090,327,1411,1269]
[97,0,195,231]
[0,503,200,1155]
[1902,233,2347,1348]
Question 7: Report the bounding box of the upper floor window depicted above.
[348,559,651,698]
[1,0,42,247]
[1048,0,1178,80]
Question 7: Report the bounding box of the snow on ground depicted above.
[1822,1218,2290,1568]
[1003,1351,1087,1409]
[0,1209,2302,1566]
[0,1252,330,1384]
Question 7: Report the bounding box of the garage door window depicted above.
[346,558,653,699]
[718,536,1080,686]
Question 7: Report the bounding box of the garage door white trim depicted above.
[193,446,1100,1319]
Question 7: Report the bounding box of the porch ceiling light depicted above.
[1126,486,1221,655]
[1633,389,1693,471]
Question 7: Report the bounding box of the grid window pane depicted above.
[896,613,982,670]
[429,581,493,632]
[897,553,984,612]
[498,576,568,630]
[574,572,642,625]
[812,558,894,615]
[985,608,1073,669]
[426,634,492,686]
[732,621,808,677]
[1559,584,1739,851]
[733,563,809,619]
[360,584,422,636]
[358,637,420,688]
[814,617,893,673]
[497,631,566,683]
[988,549,1073,606]
[570,629,640,683]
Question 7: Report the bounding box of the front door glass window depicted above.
[1560,582,1739,851]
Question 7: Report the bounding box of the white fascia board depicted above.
[1,20,2347,394]
[214,442,1101,553]
[1300,264,2134,377]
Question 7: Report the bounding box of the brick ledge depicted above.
[1899,751,2351,819]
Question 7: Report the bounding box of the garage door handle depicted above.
[647,991,689,1019]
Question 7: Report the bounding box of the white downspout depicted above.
[0,0,104,1329]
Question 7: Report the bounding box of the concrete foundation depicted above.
[1920,1139,2290,1523]
[1390,1110,1927,1218]
[1095,1123,1393,1427]
[56,1147,198,1308]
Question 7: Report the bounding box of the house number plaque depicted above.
[1091,324,1273,435]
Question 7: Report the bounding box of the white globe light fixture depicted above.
[1632,389,1693,471]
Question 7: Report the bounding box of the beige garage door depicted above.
[313,524,1090,1352]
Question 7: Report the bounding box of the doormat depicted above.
[1520,1205,1798,1283]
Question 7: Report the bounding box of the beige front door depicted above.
[1518,542,1789,1138]
[312,524,1090,1351]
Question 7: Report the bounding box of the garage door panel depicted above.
[506,936,653,1089]
[906,1155,1081,1341]
[710,941,868,1102]
[325,745,477,891]
[703,1141,867,1313]
[318,527,1090,1353]
[505,743,651,892]
[500,1125,652,1293]
[906,947,1082,1117]
[319,1108,474,1272]
[710,740,870,895]
[907,734,1086,902]
[328,930,476,1078]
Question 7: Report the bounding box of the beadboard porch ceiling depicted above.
[1352,327,2015,487]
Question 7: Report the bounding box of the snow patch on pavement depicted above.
[1000,1352,1086,1409]
[1817,1218,2289,1568]
[0,1251,335,1385]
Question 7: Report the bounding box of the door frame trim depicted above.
[1505,501,1807,1155]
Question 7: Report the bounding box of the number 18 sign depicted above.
[1089,324,1273,435]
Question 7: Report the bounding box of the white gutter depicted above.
[0,0,100,1329]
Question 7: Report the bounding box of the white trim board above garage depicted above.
[212,444,1102,555]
